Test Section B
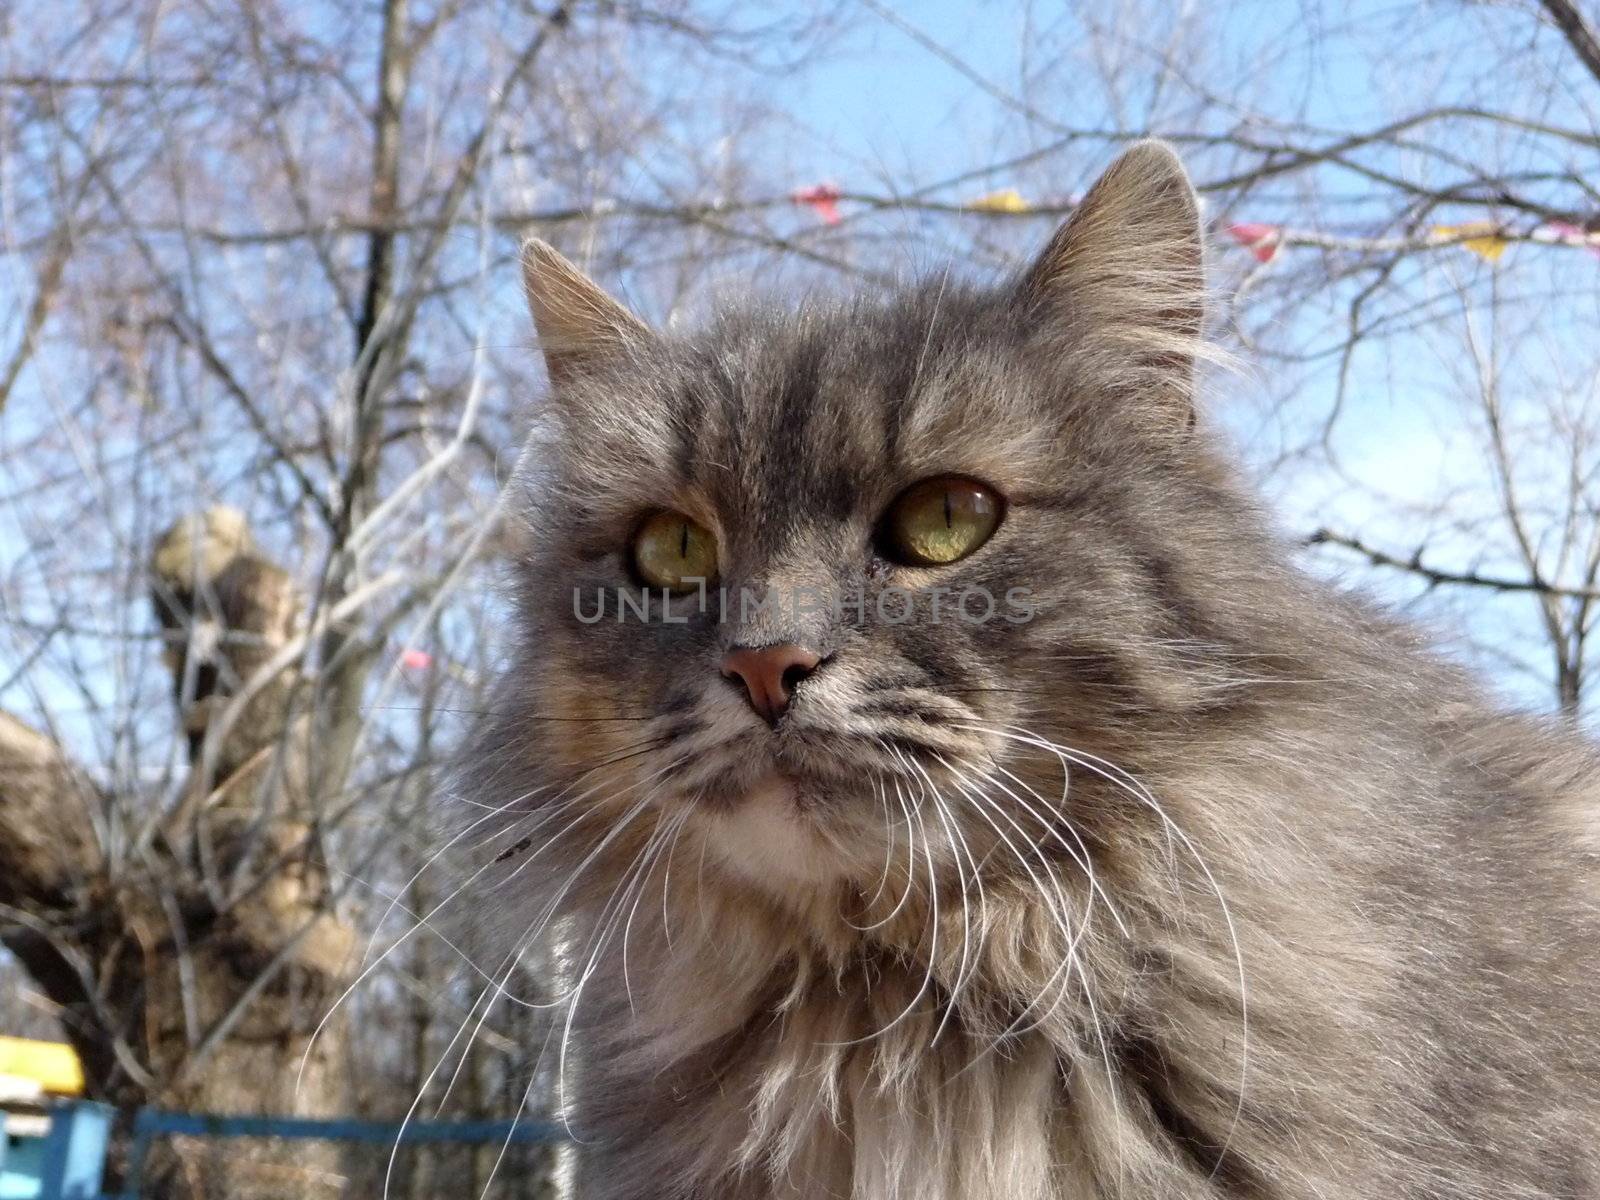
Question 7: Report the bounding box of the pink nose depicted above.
[720,644,822,726]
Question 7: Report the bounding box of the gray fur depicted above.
[458,142,1600,1198]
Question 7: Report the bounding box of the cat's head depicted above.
[495,143,1280,898]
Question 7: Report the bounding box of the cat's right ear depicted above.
[1015,141,1206,429]
[519,238,650,387]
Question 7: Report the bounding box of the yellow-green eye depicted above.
[880,476,1003,566]
[632,511,719,591]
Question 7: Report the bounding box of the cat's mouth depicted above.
[693,758,847,812]
[670,709,987,891]
[679,707,967,807]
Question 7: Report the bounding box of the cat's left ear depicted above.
[520,238,651,388]
[1017,140,1205,428]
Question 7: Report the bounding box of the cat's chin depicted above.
[704,774,849,893]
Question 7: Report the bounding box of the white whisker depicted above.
[963,721,1251,1180]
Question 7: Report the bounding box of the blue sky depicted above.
[4,0,1596,746]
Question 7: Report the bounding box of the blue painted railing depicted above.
[1,1102,562,1200]
[117,1109,563,1200]
[0,1103,112,1200]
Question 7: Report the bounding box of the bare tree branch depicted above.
[1306,529,1600,601]
[1539,0,1600,88]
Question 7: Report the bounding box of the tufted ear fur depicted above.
[1017,140,1206,429]
[519,238,651,387]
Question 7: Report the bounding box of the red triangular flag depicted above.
[1228,222,1281,263]
[791,183,843,226]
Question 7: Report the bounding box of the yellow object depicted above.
[0,1036,84,1096]
[964,188,1031,214]
[1433,222,1509,262]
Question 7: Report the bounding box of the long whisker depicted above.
[506,764,686,1008]
[621,807,692,1014]
[934,756,1125,1187]
[858,769,901,913]
[980,759,1131,939]
[968,721,1251,1180]
[903,752,985,1045]
[307,731,682,1088]
[659,800,694,952]
[935,758,1086,1033]
[420,752,692,1145]
[831,746,943,1046]
[850,754,919,931]
[550,793,682,1113]
[362,783,551,962]
[428,782,668,1129]
[300,784,573,1095]
[382,977,500,1200]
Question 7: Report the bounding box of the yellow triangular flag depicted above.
[964,188,1031,214]
[1433,222,1509,262]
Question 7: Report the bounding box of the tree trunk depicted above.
[0,509,357,1198]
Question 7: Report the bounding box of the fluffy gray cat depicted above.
[460,142,1600,1198]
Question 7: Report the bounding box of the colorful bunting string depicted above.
[782,178,1597,270]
